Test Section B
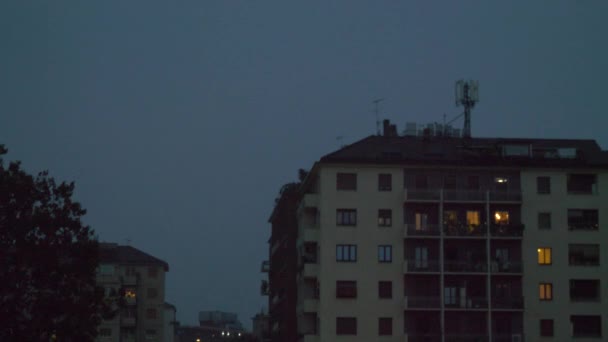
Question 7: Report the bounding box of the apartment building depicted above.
[96,243,170,342]
[270,121,607,342]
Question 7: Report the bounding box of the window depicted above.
[125,267,136,276]
[568,209,599,230]
[539,283,553,300]
[444,175,457,189]
[444,211,458,228]
[378,245,392,263]
[336,209,357,226]
[378,173,392,191]
[570,279,600,301]
[147,288,158,299]
[124,288,136,299]
[336,317,357,335]
[378,317,393,336]
[414,247,429,269]
[147,267,158,278]
[537,247,552,265]
[337,173,357,191]
[336,281,357,298]
[336,245,357,262]
[567,174,597,194]
[466,211,480,226]
[538,212,551,229]
[569,244,599,266]
[493,211,509,225]
[571,315,602,338]
[444,287,457,306]
[99,264,115,276]
[415,175,428,189]
[146,308,157,319]
[415,212,429,231]
[378,209,392,227]
[537,176,551,194]
[540,319,554,337]
[99,328,112,337]
[466,175,479,190]
[378,281,392,299]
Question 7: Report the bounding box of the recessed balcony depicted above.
[403,259,440,273]
[404,296,441,309]
[404,224,441,237]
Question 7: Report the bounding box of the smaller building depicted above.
[164,302,178,342]
[251,311,270,342]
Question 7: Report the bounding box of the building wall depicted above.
[521,169,607,339]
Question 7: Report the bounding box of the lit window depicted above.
[466,211,480,226]
[538,248,552,265]
[494,211,509,225]
[539,283,553,300]
[415,213,429,231]
[495,177,508,183]
[124,288,136,299]
[378,209,392,227]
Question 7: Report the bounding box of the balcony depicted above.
[444,224,487,237]
[406,334,441,342]
[299,228,319,243]
[404,189,441,202]
[121,275,137,286]
[261,280,269,296]
[261,260,270,273]
[492,296,524,310]
[404,259,440,273]
[488,191,522,202]
[444,190,486,202]
[444,334,489,342]
[490,224,524,238]
[300,263,319,277]
[444,260,487,273]
[297,298,319,313]
[404,189,522,203]
[299,193,319,213]
[404,224,441,237]
[404,296,441,309]
[120,317,136,327]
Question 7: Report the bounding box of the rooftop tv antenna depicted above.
[373,98,384,135]
[455,80,479,138]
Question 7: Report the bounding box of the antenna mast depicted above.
[373,98,384,135]
[455,80,479,138]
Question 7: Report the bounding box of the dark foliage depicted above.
[0,145,114,341]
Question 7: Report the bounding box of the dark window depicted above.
[336,209,357,226]
[539,283,553,300]
[336,317,357,335]
[568,209,599,230]
[378,281,392,299]
[540,319,554,337]
[537,176,551,194]
[378,317,392,336]
[378,209,392,227]
[146,308,157,319]
[415,175,428,189]
[571,315,602,337]
[467,175,479,190]
[569,244,599,266]
[147,288,157,299]
[570,279,600,301]
[567,174,597,194]
[444,175,457,189]
[147,267,158,278]
[336,245,357,262]
[378,173,392,191]
[538,212,551,229]
[337,173,357,191]
[378,245,392,263]
[336,281,357,298]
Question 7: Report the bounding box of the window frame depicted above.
[540,319,554,337]
[378,281,392,299]
[378,245,393,263]
[336,317,357,335]
[336,209,357,226]
[336,245,357,262]
[571,315,602,338]
[378,317,393,336]
[537,247,552,265]
[378,209,392,227]
[378,173,392,191]
[336,280,357,298]
[537,176,551,194]
[539,283,553,301]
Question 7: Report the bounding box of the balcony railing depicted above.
[492,296,524,309]
[405,296,441,308]
[404,224,441,236]
[444,260,488,273]
[445,297,488,309]
[261,260,270,273]
[488,191,522,202]
[406,334,441,342]
[444,334,489,342]
[444,224,487,237]
[490,261,523,273]
[405,189,441,201]
[404,189,522,203]
[444,190,486,202]
[404,259,440,272]
[492,334,523,342]
[490,224,524,237]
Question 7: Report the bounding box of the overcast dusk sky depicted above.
[2,1,607,328]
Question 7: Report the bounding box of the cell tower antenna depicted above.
[455,80,479,138]
[373,98,384,135]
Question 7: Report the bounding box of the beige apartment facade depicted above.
[293,129,607,342]
[96,243,170,342]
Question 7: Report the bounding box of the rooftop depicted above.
[99,243,169,271]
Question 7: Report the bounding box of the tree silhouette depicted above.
[0,145,113,341]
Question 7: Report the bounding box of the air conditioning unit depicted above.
[511,334,522,342]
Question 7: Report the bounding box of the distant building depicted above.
[164,302,178,342]
[268,120,608,341]
[199,310,244,333]
[96,243,170,342]
[251,311,270,342]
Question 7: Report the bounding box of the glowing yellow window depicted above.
[466,211,480,226]
[125,289,136,298]
[494,211,509,225]
[539,283,553,300]
[537,248,552,265]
